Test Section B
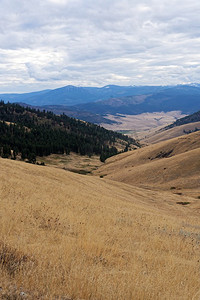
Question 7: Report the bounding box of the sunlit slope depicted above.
[0,158,200,299]
[144,121,200,144]
[95,131,200,191]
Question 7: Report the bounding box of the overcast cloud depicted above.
[0,0,200,92]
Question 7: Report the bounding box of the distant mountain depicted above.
[72,85,200,116]
[0,85,166,106]
[0,90,51,104]
[1,84,200,124]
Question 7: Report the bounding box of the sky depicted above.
[0,0,200,92]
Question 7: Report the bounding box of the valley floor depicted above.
[0,157,199,299]
[100,111,186,140]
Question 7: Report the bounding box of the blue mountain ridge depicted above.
[1,84,200,122]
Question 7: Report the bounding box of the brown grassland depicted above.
[0,131,200,299]
[143,121,200,144]
[37,152,103,175]
[95,131,200,197]
[100,111,186,140]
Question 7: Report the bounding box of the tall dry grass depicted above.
[0,158,199,299]
[94,131,200,195]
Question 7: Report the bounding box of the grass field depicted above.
[143,121,200,144]
[95,131,200,198]
[0,157,200,299]
[37,152,103,174]
[100,111,186,140]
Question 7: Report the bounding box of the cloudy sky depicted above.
[0,0,200,92]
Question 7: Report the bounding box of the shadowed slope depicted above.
[0,158,199,299]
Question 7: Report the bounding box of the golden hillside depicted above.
[0,157,200,299]
[143,121,200,144]
[95,131,200,196]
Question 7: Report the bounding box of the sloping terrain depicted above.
[165,109,200,129]
[0,102,137,162]
[95,131,200,196]
[143,121,200,144]
[100,111,186,139]
[0,158,199,299]
[143,109,200,144]
[18,103,116,125]
[73,85,200,116]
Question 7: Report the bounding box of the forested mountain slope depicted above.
[0,102,138,162]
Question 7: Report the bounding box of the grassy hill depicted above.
[165,110,200,129]
[142,110,200,144]
[0,158,199,299]
[143,121,200,144]
[95,131,200,197]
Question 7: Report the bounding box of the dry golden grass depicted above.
[95,131,200,196]
[0,157,200,299]
[100,111,186,140]
[144,121,200,144]
[37,152,103,174]
[101,111,185,132]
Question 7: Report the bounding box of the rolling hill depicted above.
[143,121,200,144]
[95,131,200,197]
[143,109,200,144]
[0,157,199,299]
[165,109,200,129]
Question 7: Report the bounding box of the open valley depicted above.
[1,0,200,298]
[0,130,200,299]
[100,111,186,140]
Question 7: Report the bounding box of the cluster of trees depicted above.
[166,110,200,130]
[0,101,139,163]
[183,127,200,134]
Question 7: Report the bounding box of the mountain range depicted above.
[1,84,200,125]
[0,85,166,106]
[73,85,200,116]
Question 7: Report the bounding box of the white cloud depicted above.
[0,0,200,92]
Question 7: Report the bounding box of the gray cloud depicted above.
[0,0,200,92]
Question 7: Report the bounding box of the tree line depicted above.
[0,101,139,163]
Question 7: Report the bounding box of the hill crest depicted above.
[95,131,200,194]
